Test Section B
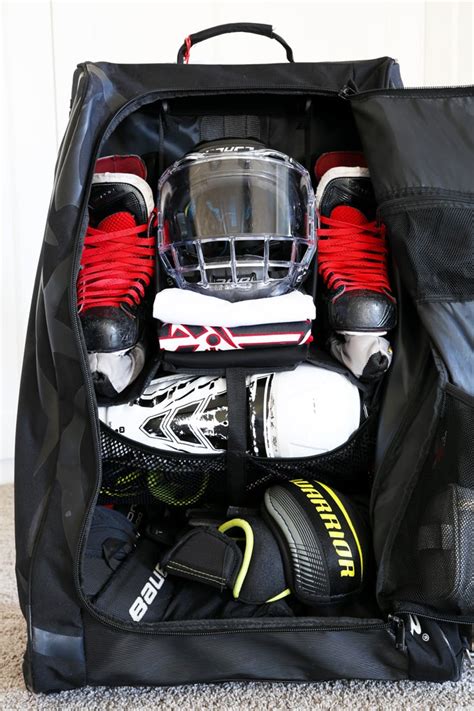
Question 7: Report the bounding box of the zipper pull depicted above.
[338,79,358,99]
[389,615,406,651]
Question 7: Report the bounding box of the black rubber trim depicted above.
[32,626,85,663]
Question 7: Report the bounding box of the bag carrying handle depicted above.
[177,22,295,64]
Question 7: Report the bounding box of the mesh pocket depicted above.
[99,412,377,507]
[246,413,377,495]
[99,425,227,507]
[417,484,474,615]
[383,205,474,301]
[383,384,474,617]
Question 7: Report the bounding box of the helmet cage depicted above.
[157,148,316,300]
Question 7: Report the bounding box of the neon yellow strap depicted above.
[265,588,291,603]
[316,480,364,580]
[218,519,254,599]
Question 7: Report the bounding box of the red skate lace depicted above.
[77,212,155,311]
[317,205,391,293]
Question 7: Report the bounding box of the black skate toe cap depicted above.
[329,291,397,332]
[80,306,140,352]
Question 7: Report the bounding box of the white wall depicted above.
[1,0,473,474]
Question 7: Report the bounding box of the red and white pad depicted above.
[158,322,312,352]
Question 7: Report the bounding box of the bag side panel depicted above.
[353,90,474,620]
[13,65,123,691]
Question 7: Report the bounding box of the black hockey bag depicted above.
[15,23,473,692]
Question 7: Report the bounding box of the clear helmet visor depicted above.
[157,149,316,301]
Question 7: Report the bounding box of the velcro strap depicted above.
[162,527,242,591]
[226,368,248,505]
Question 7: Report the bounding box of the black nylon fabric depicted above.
[352,90,474,201]
[104,94,364,186]
[82,613,409,687]
[13,62,120,691]
[80,58,400,110]
[161,344,308,371]
[368,275,437,564]
[404,615,464,682]
[418,302,473,396]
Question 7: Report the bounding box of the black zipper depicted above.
[340,83,474,100]
[75,600,402,639]
[65,80,408,645]
[389,614,406,650]
[398,610,474,626]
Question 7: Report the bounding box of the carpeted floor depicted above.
[1,482,473,709]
